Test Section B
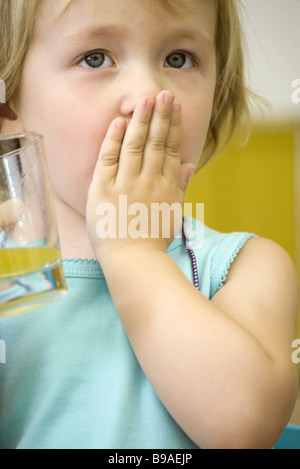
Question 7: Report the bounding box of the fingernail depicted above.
[172,103,181,113]
[115,118,126,130]
[146,98,155,110]
[163,92,174,105]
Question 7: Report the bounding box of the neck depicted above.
[54,198,96,260]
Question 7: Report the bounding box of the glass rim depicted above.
[0,131,43,159]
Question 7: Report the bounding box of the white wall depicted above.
[242,0,300,122]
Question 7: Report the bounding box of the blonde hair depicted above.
[0,0,253,169]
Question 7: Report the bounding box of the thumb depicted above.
[0,198,24,231]
[178,163,195,194]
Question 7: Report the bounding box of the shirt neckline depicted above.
[61,217,202,279]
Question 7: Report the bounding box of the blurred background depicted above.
[185,0,300,424]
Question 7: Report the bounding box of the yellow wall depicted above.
[185,122,300,424]
[186,123,296,260]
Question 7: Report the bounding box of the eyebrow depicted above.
[61,24,214,49]
[61,25,128,44]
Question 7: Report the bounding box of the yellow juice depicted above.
[0,247,61,278]
[0,247,67,318]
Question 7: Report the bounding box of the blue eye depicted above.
[164,52,194,69]
[79,52,114,69]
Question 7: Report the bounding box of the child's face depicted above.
[16,0,217,216]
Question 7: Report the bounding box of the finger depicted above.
[178,163,196,195]
[162,103,182,180]
[117,96,154,180]
[94,118,127,186]
[141,90,175,177]
[0,198,24,231]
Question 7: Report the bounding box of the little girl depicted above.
[0,0,299,449]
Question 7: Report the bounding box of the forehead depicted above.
[36,0,216,43]
[55,0,213,19]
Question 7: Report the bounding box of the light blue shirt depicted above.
[0,219,256,449]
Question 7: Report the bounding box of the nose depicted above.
[119,67,165,118]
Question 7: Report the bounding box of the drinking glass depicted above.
[0,132,67,318]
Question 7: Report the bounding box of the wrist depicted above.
[94,238,169,265]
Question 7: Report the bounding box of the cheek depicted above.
[19,74,114,195]
[18,85,118,217]
[180,100,213,166]
[43,110,112,213]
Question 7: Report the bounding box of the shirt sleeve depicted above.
[209,231,258,298]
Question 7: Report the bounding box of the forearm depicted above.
[87,91,295,448]
[99,245,283,448]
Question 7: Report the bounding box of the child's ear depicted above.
[0,103,24,134]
